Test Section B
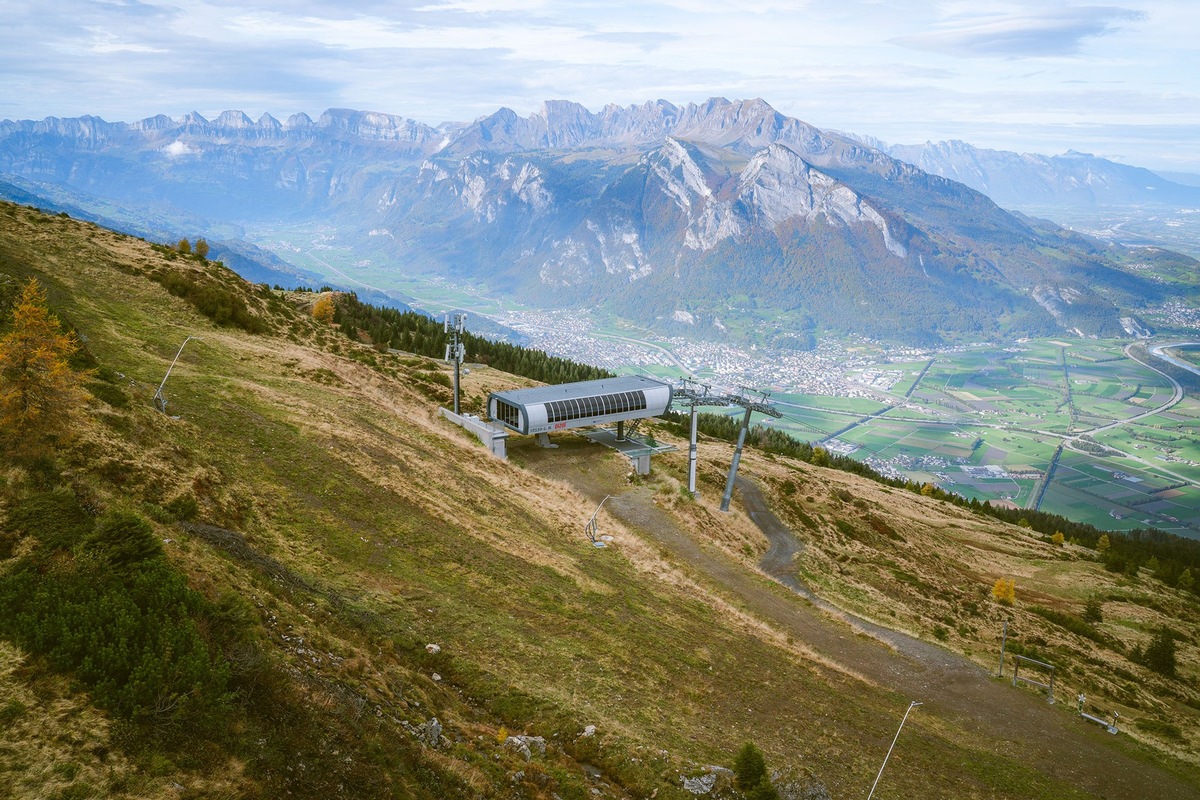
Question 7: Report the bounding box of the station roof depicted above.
[490,375,669,405]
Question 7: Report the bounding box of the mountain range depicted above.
[2,98,1196,345]
[863,136,1200,209]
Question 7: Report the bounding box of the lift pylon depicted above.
[671,379,732,496]
[719,387,782,512]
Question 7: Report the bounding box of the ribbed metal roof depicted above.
[490,375,669,406]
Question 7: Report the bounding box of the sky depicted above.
[1,0,1197,172]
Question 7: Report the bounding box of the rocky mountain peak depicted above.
[132,114,176,132]
[314,109,439,144]
[215,110,254,129]
[0,99,1187,346]
[27,115,113,142]
[283,112,313,130]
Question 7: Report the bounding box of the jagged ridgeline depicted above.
[4,99,1196,346]
[2,202,1199,799]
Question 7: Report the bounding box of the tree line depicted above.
[328,292,610,385]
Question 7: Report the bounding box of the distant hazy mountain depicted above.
[2,99,1194,345]
[1156,171,1200,189]
[865,138,1200,209]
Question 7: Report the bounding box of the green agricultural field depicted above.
[787,339,1200,535]
[772,406,861,440]
[879,404,949,421]
[1047,456,1200,534]
[775,392,888,415]
[948,477,1038,507]
[627,364,683,381]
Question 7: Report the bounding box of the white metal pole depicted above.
[154,335,199,412]
[586,496,611,539]
[866,701,922,800]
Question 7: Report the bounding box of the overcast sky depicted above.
[2,0,1197,171]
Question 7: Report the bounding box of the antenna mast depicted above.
[720,387,782,512]
[444,313,467,414]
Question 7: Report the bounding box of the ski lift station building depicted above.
[487,375,673,436]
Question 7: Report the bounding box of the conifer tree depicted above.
[0,279,90,460]
[312,294,335,324]
[1142,627,1177,678]
[1179,568,1194,592]
[991,577,1016,605]
[733,742,768,789]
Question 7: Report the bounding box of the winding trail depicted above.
[534,440,1199,799]
[740,477,1197,799]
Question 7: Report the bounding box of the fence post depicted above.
[998,620,1007,677]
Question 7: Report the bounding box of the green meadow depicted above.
[806,340,1200,536]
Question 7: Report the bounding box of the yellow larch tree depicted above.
[312,293,336,324]
[991,577,1016,606]
[0,279,91,460]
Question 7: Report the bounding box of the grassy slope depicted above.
[0,201,1197,799]
[734,456,1200,749]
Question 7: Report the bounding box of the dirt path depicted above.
[531,442,1198,799]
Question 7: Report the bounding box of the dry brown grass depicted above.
[683,441,1200,761]
[0,641,181,799]
[4,202,1199,796]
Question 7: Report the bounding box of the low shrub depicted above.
[152,270,267,334]
[0,498,230,728]
[1028,605,1110,647]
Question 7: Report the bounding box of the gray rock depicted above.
[504,734,546,760]
[778,775,832,800]
[682,772,717,794]
[681,766,732,795]
[419,717,443,748]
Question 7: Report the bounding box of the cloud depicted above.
[2,1,1198,171]
[581,31,680,51]
[893,5,1146,58]
[162,140,196,157]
